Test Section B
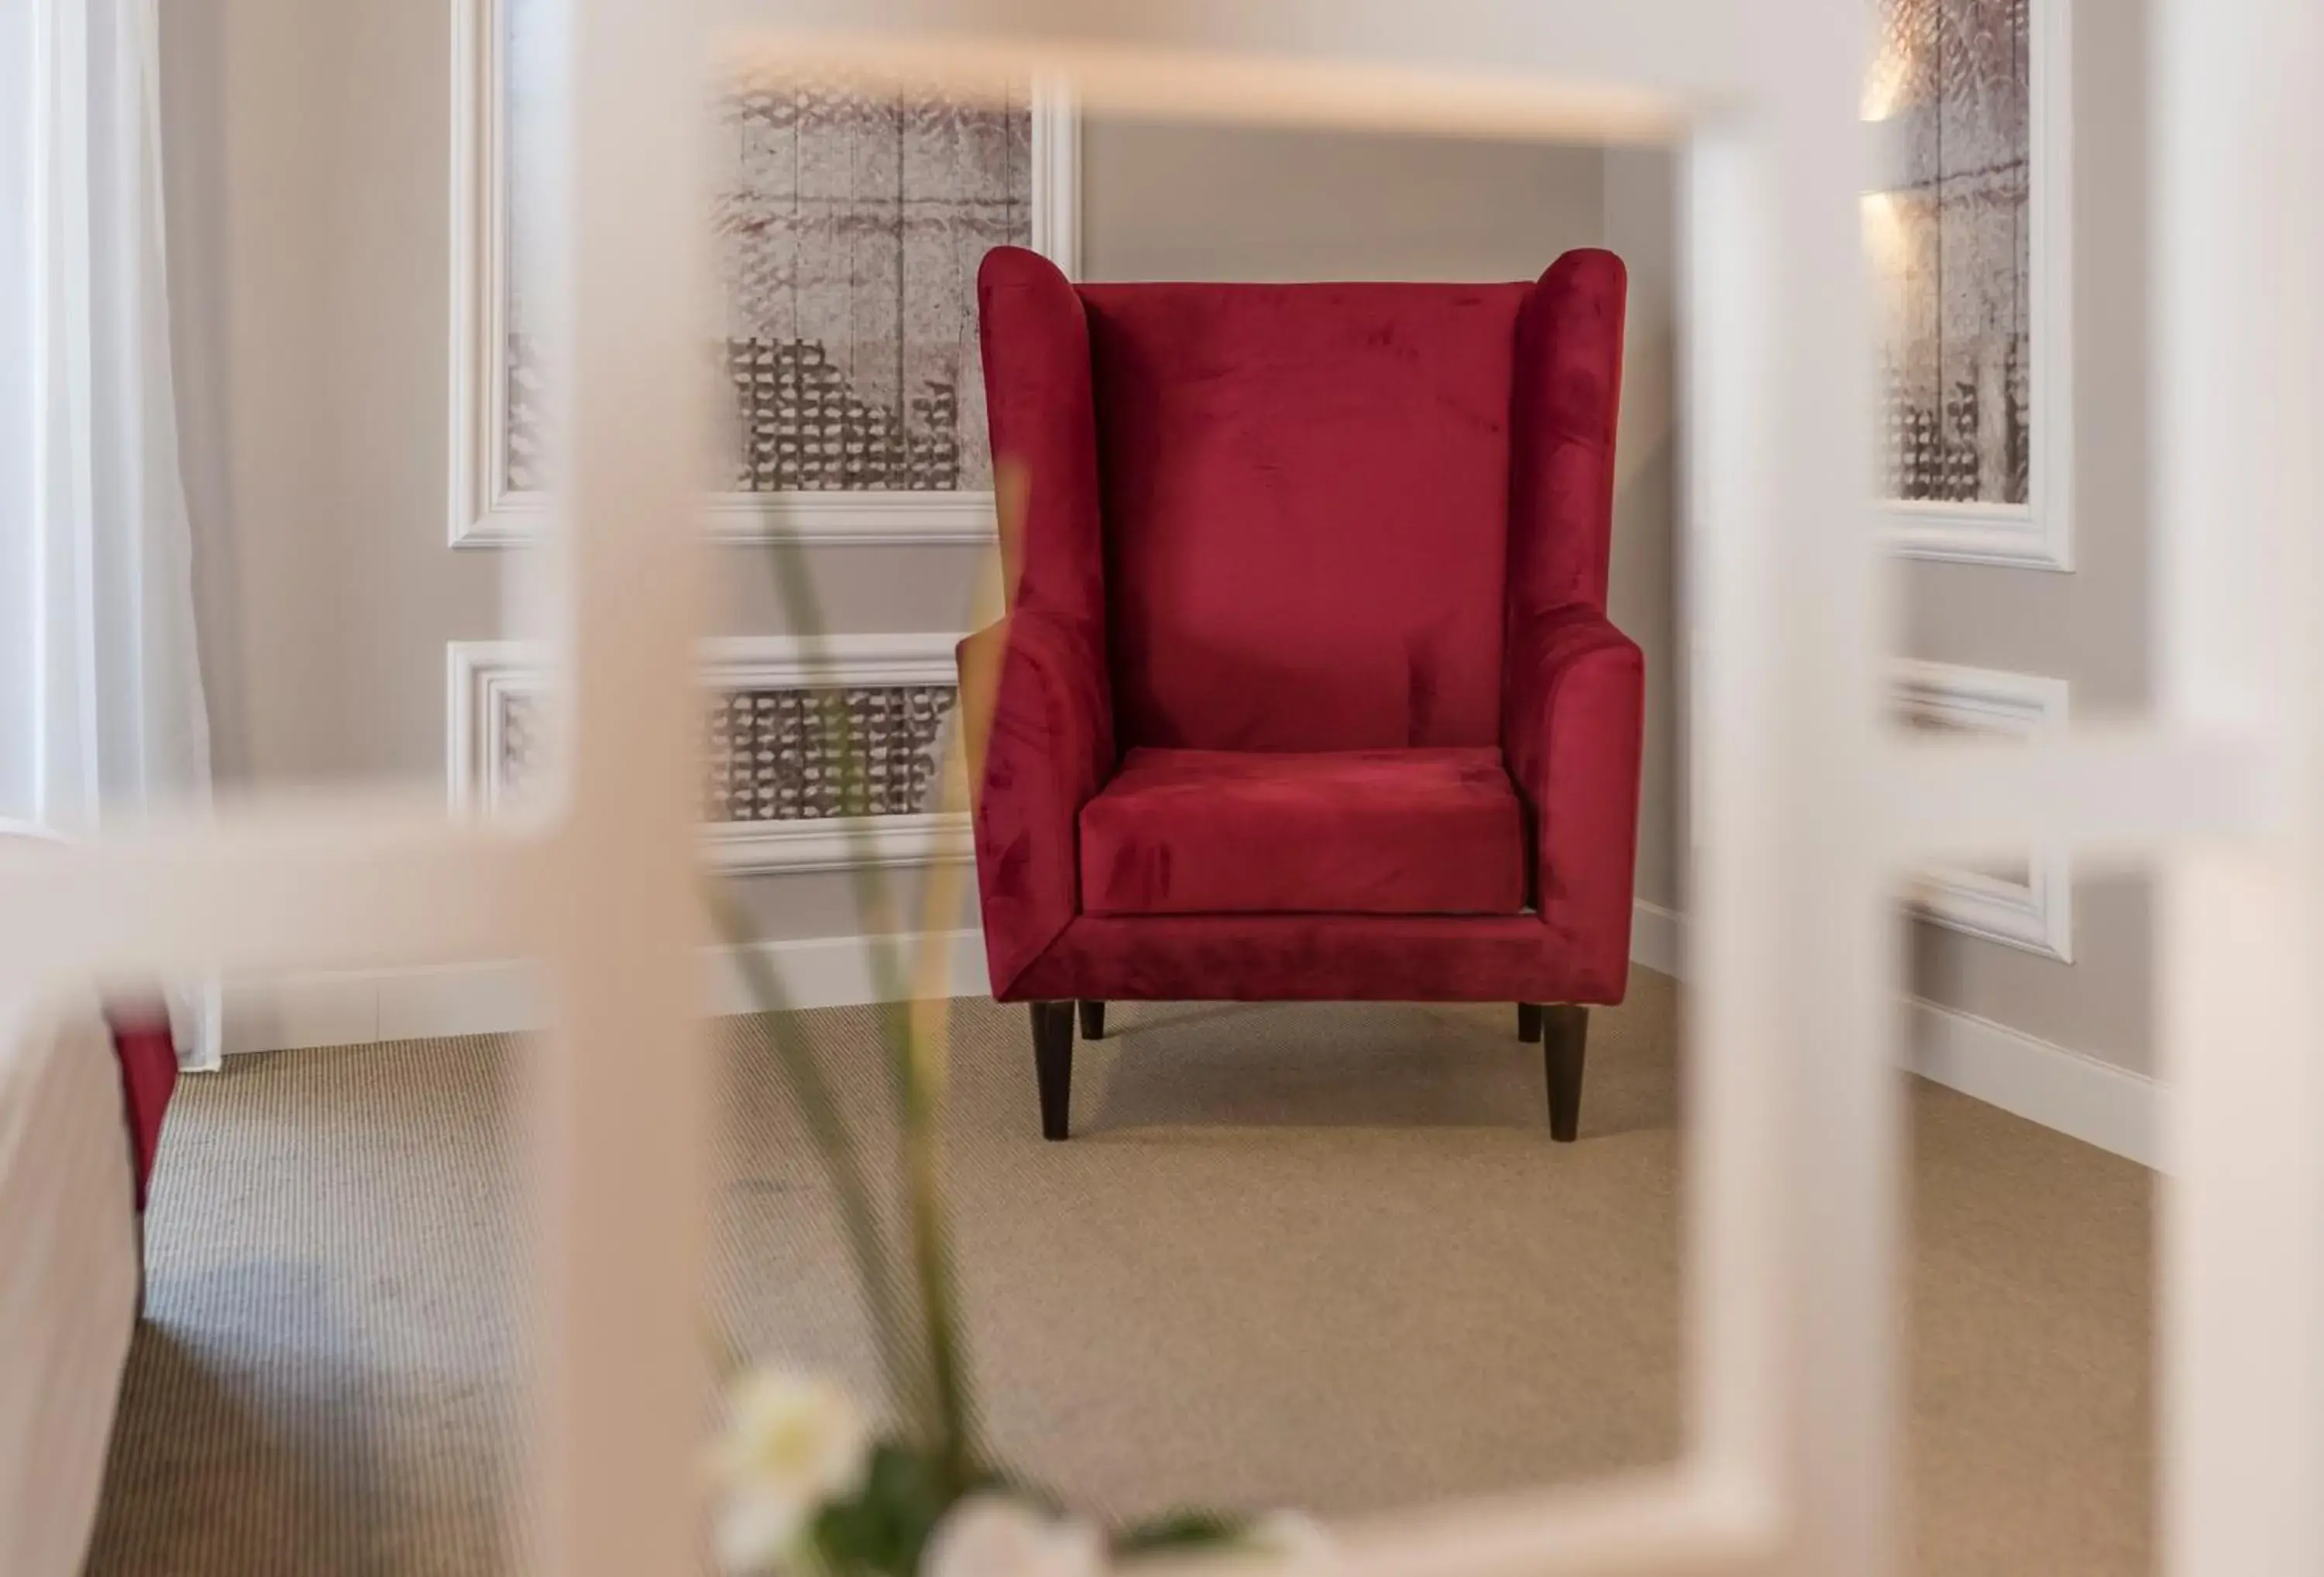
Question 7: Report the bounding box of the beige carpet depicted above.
[86,974,2151,1574]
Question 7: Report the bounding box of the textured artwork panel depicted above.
[501,0,1032,496]
[1868,0,2031,506]
[494,684,957,822]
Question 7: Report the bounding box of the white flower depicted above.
[921,1494,1107,1577]
[1250,1511,1333,1562]
[715,1489,811,1577]
[710,1369,871,1573]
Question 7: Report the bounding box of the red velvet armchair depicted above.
[958,246,1642,1142]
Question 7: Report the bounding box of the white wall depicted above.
[163,0,498,791]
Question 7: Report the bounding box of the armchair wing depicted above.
[1501,608,1645,1005]
[961,247,1114,999]
[1501,247,1639,1004]
[957,612,1112,998]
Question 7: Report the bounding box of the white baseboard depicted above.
[222,899,2159,1170]
[1627,897,2161,1170]
[1629,898,1686,980]
[700,930,991,1018]
[221,929,991,1056]
[1903,997,2164,1170]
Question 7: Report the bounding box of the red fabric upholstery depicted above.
[957,611,1113,997]
[1502,608,1645,1003]
[1509,252,1628,619]
[103,1005,177,1212]
[967,246,1637,1005]
[1012,915,1599,1004]
[1081,281,1527,751]
[1080,747,1526,917]
[978,246,1108,629]
[963,249,1118,995]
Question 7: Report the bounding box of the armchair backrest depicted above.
[978,247,1625,755]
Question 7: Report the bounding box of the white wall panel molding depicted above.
[1892,659,2074,960]
[449,635,971,873]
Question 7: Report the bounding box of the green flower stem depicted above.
[901,740,987,1493]
[901,997,973,1493]
[763,535,911,1051]
[736,533,985,1479]
[705,881,915,1428]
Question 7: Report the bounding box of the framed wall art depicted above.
[449,634,972,872]
[1866,0,2073,569]
[449,0,1079,547]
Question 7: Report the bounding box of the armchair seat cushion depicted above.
[1078,747,1527,917]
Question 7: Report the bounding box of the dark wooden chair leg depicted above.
[1517,1002,1543,1043]
[1542,1005,1588,1142]
[1030,1001,1074,1141]
[1078,999,1105,1040]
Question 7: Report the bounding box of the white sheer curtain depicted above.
[1,0,218,1066]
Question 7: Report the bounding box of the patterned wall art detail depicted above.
[452,0,1079,546]
[1891,659,2073,960]
[1866,0,2071,569]
[449,638,973,873]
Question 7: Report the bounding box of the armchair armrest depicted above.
[957,610,1115,998]
[1501,607,1645,1002]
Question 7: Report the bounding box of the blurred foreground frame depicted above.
[0,0,2288,1569]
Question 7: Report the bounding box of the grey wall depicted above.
[1080,121,1602,283]
[1901,0,2155,1076]
[1600,148,1683,919]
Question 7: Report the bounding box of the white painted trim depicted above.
[1891,659,2074,961]
[236,909,2160,1175]
[1630,898,1686,980]
[1631,898,2154,1168]
[705,813,974,875]
[696,632,964,688]
[462,491,1007,549]
[1903,996,2161,1170]
[700,929,991,1017]
[221,929,992,1054]
[1030,77,1081,280]
[449,636,974,872]
[1886,498,2068,572]
[448,2,1078,548]
[448,0,490,554]
[1883,0,2075,572]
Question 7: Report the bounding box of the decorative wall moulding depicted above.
[1891,658,2074,960]
[448,635,974,874]
[1869,0,2074,572]
[449,0,1079,549]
